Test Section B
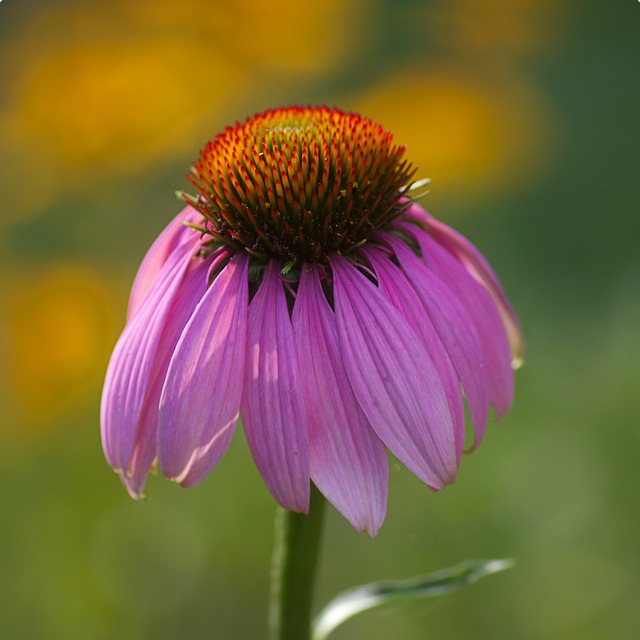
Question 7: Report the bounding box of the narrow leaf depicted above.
[312,558,515,640]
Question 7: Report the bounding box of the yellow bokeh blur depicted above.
[12,38,244,169]
[0,0,367,228]
[4,11,247,172]
[3,264,121,433]
[1,0,363,172]
[352,67,554,198]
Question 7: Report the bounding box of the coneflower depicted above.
[101,106,524,536]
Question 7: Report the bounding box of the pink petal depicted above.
[241,260,310,513]
[293,265,388,535]
[331,254,457,490]
[395,220,514,420]
[404,203,525,367]
[362,246,466,462]
[376,232,490,447]
[158,253,249,486]
[128,206,203,319]
[101,236,197,476]
[123,259,209,497]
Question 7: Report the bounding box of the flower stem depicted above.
[269,484,326,640]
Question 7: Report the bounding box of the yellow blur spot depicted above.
[4,264,120,433]
[13,38,244,169]
[3,0,362,171]
[352,68,554,198]
[0,0,364,223]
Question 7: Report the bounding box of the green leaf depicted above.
[311,558,515,640]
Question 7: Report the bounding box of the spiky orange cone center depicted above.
[184,106,416,265]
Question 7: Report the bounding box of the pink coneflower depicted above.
[101,106,524,536]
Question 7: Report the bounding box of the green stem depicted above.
[268,484,326,640]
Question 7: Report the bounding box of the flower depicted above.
[101,106,524,535]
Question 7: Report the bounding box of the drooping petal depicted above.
[158,253,249,487]
[362,246,466,462]
[101,235,198,475]
[241,260,310,513]
[376,232,490,448]
[123,258,210,497]
[128,206,203,319]
[395,220,514,419]
[331,254,457,490]
[403,204,525,367]
[293,265,388,535]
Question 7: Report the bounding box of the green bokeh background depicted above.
[1,1,638,638]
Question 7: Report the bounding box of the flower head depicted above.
[183,106,415,264]
[101,106,524,535]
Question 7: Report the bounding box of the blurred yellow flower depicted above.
[0,0,364,225]
[120,0,364,75]
[352,67,554,199]
[3,264,121,433]
[2,0,362,172]
[9,37,245,171]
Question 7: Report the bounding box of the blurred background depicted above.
[0,0,638,638]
